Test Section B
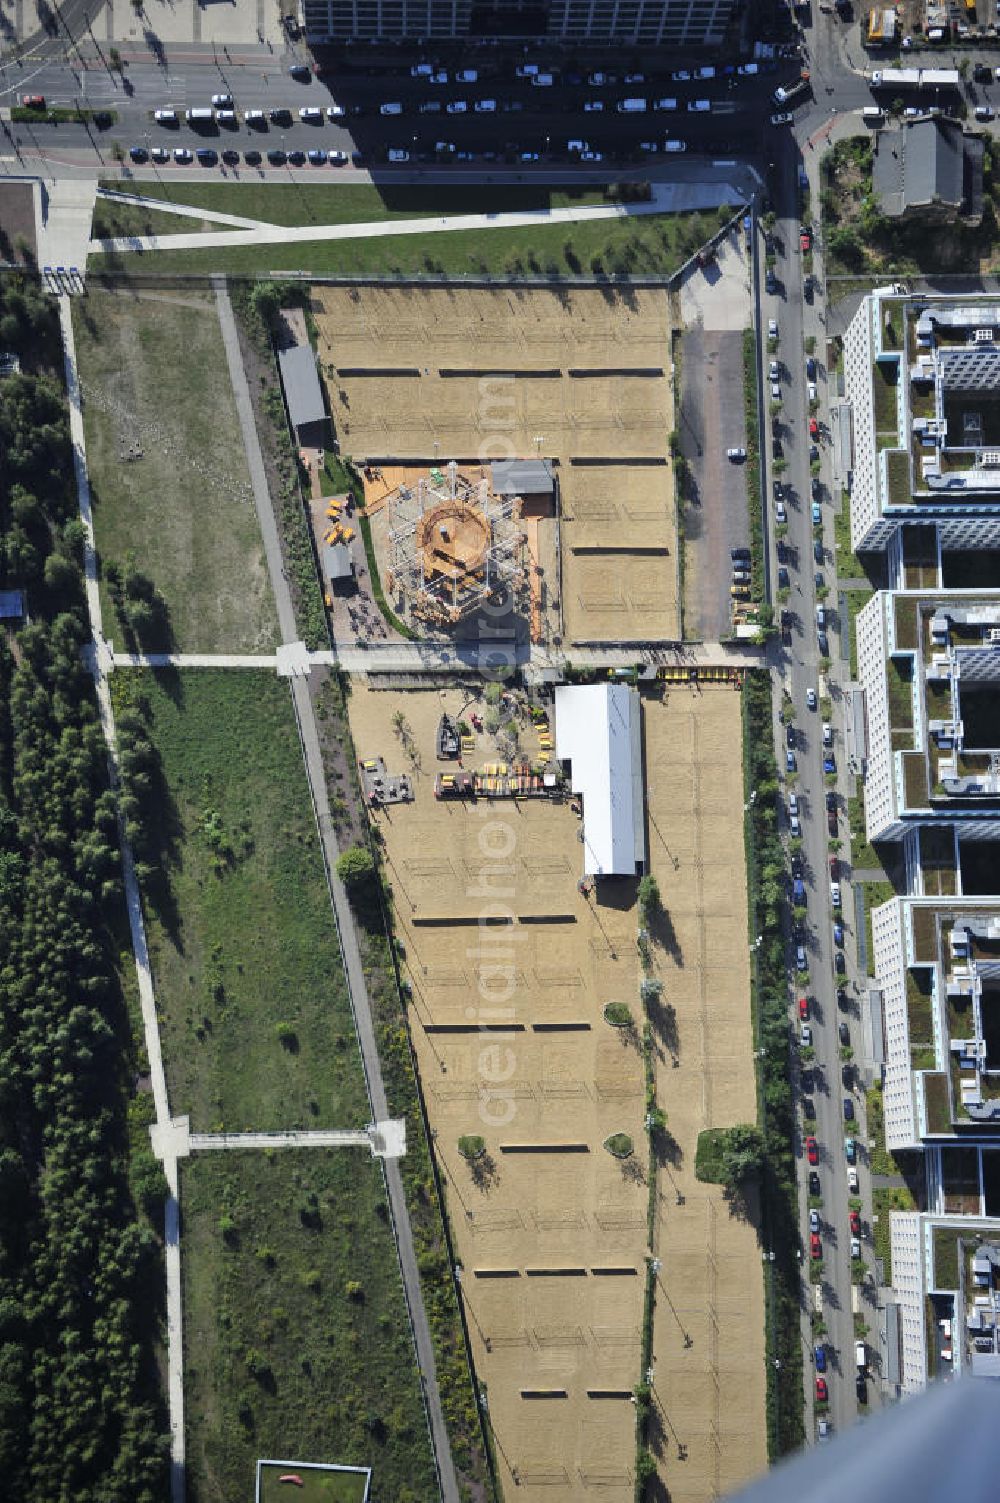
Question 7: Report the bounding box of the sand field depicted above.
[641,686,767,1502]
[311,285,679,643]
[348,682,645,1499]
[346,680,764,1499]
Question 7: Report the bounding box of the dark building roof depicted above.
[0,589,24,619]
[490,458,555,497]
[323,543,354,580]
[276,343,327,433]
[874,115,982,220]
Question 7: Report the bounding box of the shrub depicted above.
[457,1135,486,1160]
[603,1001,633,1028]
[336,844,376,894]
[604,1133,634,1159]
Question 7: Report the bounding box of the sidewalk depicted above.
[90,180,744,256]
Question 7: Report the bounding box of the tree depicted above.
[336,844,375,894]
[720,1123,767,1188]
[637,873,661,921]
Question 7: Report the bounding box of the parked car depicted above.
[173,147,193,163]
[833,922,844,946]
[810,1232,822,1259]
[809,1170,821,1195]
[816,1376,828,1402]
[801,1023,812,1047]
[796,943,807,971]
[814,1344,827,1372]
[812,502,822,526]
[800,226,812,251]
[844,1097,855,1121]
[824,753,836,775]
[839,1022,850,1045]
[727,447,747,461]
[835,951,846,973]
[845,1136,857,1162]
[128,145,148,162]
[22,93,45,108]
[856,1374,867,1403]
[810,417,820,439]
[771,111,793,125]
[806,1136,819,1165]
[775,501,787,524]
[211,92,233,108]
[851,1236,862,1258]
[805,687,817,711]
[298,106,322,122]
[850,1210,862,1235]
[847,1167,859,1192]
[266,148,287,165]
[151,146,169,163]
[831,882,841,907]
[799,995,809,1021]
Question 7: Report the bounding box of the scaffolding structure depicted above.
[385,460,528,627]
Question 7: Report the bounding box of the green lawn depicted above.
[259,1461,368,1503]
[73,288,277,652]
[122,669,368,1132]
[182,1151,435,1503]
[98,178,631,228]
[259,1462,367,1503]
[89,210,709,280]
[694,1127,728,1184]
[92,197,233,240]
[843,589,872,679]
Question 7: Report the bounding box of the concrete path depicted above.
[112,650,281,670]
[37,177,98,265]
[186,1122,407,1157]
[214,278,459,1503]
[319,638,766,676]
[60,296,186,1502]
[97,187,271,231]
[90,180,743,256]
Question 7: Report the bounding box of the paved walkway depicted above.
[60,296,186,1502]
[214,278,459,1503]
[112,650,280,669]
[37,177,98,266]
[90,180,744,256]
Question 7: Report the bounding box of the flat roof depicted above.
[0,589,24,619]
[323,542,354,579]
[277,343,327,430]
[490,458,555,497]
[555,683,645,877]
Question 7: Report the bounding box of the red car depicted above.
[816,1376,828,1402]
[809,417,820,439]
[800,227,812,251]
[806,1136,819,1165]
[850,1210,862,1235]
[22,93,45,108]
[799,996,809,1021]
[829,854,839,878]
[810,1232,822,1259]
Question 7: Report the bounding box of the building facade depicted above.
[303,0,735,44]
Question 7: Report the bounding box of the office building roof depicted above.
[555,683,645,878]
[277,343,327,431]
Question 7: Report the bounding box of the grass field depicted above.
[124,669,368,1132]
[89,208,715,280]
[73,287,277,652]
[97,178,628,228]
[258,1461,368,1503]
[91,197,233,240]
[182,1151,435,1503]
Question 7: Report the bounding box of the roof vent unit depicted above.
[974,328,995,343]
[982,452,1000,469]
[990,629,1000,645]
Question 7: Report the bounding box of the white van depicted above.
[664,140,687,152]
[862,106,884,126]
[185,107,214,124]
[855,1341,867,1369]
[695,66,716,79]
[515,63,539,77]
[617,97,647,113]
[531,73,554,86]
[379,101,403,115]
[654,97,678,111]
[245,109,266,126]
[154,108,178,124]
[474,98,496,112]
[688,98,711,112]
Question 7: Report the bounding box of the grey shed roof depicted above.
[874,117,965,217]
[324,543,354,580]
[277,343,327,430]
[490,458,554,497]
[0,589,24,619]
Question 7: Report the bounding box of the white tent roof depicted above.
[554,683,646,877]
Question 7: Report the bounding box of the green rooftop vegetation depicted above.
[924,1072,952,1135]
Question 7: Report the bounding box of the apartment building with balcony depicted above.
[302,0,736,44]
[845,293,1000,556]
[890,1214,1000,1393]
[858,590,1000,843]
